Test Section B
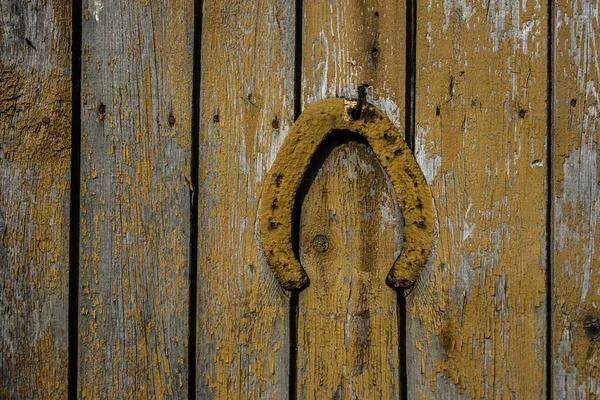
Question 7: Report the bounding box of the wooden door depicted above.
[1,0,599,399]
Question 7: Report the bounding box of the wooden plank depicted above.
[299,2,406,397]
[297,139,403,398]
[552,1,600,397]
[0,1,71,397]
[196,1,296,398]
[78,0,193,397]
[407,1,548,398]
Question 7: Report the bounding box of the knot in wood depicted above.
[312,234,329,253]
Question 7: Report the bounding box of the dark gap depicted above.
[188,0,203,398]
[287,287,299,400]
[404,0,417,150]
[68,0,82,398]
[545,0,554,398]
[397,293,408,400]
[293,0,303,121]
[399,0,417,399]
[289,1,303,398]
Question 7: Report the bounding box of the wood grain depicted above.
[552,0,600,397]
[299,1,406,397]
[0,1,71,398]
[408,1,548,398]
[195,1,296,398]
[78,0,193,397]
[297,139,403,399]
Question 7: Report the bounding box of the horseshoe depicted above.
[259,98,434,290]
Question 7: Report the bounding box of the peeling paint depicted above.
[408,0,548,398]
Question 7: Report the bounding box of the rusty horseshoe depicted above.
[259,98,434,291]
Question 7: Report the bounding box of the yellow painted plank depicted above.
[408,1,548,398]
[196,1,296,397]
[552,1,600,397]
[297,139,403,398]
[299,1,406,397]
[0,1,71,398]
[78,0,194,397]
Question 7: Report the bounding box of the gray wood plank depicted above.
[196,0,296,397]
[78,0,194,397]
[0,1,71,397]
[552,0,600,397]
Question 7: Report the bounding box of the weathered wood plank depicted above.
[408,1,548,398]
[297,139,403,398]
[0,1,71,397]
[300,1,406,397]
[79,0,193,397]
[196,1,296,398]
[552,1,600,397]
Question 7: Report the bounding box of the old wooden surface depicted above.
[78,0,193,397]
[0,1,71,398]
[552,0,600,397]
[298,0,406,397]
[196,0,296,398]
[5,0,600,397]
[297,139,403,398]
[297,0,406,398]
[408,1,548,398]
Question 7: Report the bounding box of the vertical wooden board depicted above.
[79,0,193,397]
[408,1,548,398]
[297,140,403,398]
[300,1,406,397]
[196,1,295,398]
[553,1,600,397]
[0,1,71,398]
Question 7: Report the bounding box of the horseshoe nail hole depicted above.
[583,314,600,339]
[275,174,283,187]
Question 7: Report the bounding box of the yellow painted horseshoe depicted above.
[259,98,434,290]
